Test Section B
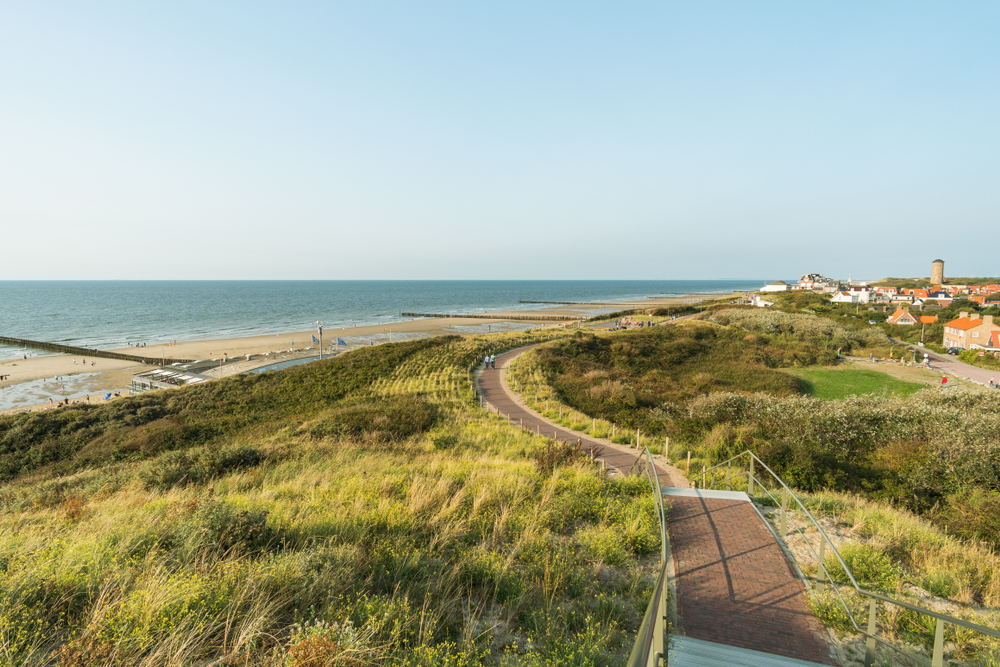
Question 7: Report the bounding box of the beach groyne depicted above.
[0,336,194,365]
[517,300,640,306]
[401,312,574,322]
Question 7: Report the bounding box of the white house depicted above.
[760,280,792,292]
[752,296,774,308]
[831,292,858,304]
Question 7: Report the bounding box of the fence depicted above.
[697,450,1000,667]
[0,336,193,365]
[625,447,671,667]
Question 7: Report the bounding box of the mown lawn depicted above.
[782,367,926,400]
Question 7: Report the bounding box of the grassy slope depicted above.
[508,322,1000,661]
[782,367,926,400]
[0,330,663,667]
[513,324,831,434]
[516,313,1000,538]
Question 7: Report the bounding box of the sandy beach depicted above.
[0,293,730,415]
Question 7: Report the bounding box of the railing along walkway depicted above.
[475,345,838,665]
[698,452,1000,667]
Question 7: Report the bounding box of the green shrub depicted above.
[140,445,264,490]
[827,544,903,592]
[191,501,275,553]
[577,526,628,567]
[307,395,438,442]
[931,489,1000,545]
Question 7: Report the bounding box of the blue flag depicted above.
[312,335,320,343]
[337,338,347,346]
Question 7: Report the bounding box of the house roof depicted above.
[945,316,985,331]
[887,308,916,324]
[919,315,938,324]
[992,331,1000,348]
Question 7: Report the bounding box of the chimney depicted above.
[985,315,994,326]
[960,311,968,319]
[971,313,981,321]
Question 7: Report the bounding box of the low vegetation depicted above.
[514,311,1000,542]
[0,329,664,666]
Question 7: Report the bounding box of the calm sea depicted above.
[0,280,763,360]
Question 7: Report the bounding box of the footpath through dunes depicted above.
[475,345,688,487]
[477,344,839,666]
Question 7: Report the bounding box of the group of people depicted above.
[613,316,673,331]
[484,353,496,369]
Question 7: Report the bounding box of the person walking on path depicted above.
[990,376,995,388]
[484,353,490,369]
[490,354,496,369]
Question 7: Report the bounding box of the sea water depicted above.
[0,280,764,360]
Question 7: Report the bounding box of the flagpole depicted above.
[317,322,323,361]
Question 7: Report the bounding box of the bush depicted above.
[532,441,588,476]
[931,489,1000,545]
[307,396,438,442]
[140,445,264,489]
[827,544,903,592]
[191,501,275,553]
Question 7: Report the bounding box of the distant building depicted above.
[760,280,792,292]
[931,259,945,285]
[942,312,1000,350]
[798,274,837,290]
[831,292,858,304]
[886,307,918,326]
[925,290,953,304]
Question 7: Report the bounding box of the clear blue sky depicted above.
[2,2,997,280]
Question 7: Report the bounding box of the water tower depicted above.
[931,259,945,285]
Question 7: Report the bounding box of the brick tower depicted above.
[931,259,945,285]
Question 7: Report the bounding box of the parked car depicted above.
[947,347,961,356]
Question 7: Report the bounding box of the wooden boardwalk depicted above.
[476,345,838,665]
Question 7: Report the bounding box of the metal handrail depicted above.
[626,446,671,667]
[698,450,1000,667]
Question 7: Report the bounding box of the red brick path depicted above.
[670,495,838,664]
[478,344,837,664]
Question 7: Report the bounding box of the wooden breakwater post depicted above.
[0,336,194,365]
[400,312,573,322]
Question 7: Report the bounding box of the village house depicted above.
[942,312,1000,350]
[886,307,919,325]
[760,280,793,292]
[798,273,837,290]
[831,291,858,304]
[925,290,953,304]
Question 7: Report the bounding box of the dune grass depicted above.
[0,329,666,666]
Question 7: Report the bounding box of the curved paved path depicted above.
[475,344,688,487]
[477,343,838,665]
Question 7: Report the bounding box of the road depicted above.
[896,340,999,387]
